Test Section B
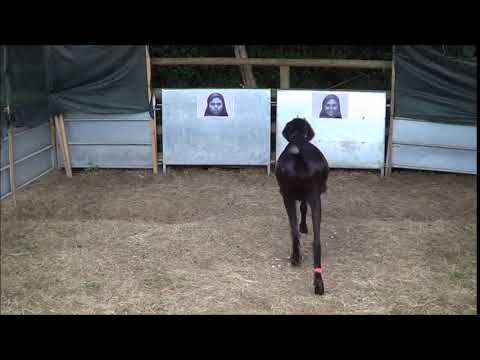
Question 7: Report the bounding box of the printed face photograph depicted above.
[197,92,234,117]
[312,92,349,119]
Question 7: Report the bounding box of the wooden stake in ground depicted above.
[54,115,66,171]
[150,114,158,172]
[54,114,72,178]
[233,46,257,88]
[385,46,397,177]
[145,45,158,175]
[49,117,58,169]
[7,126,17,204]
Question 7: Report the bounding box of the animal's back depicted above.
[276,143,329,198]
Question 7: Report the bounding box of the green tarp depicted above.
[394,45,477,126]
[1,46,149,129]
[3,45,476,129]
[3,46,50,129]
[47,46,149,116]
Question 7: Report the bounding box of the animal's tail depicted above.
[287,144,301,155]
[287,144,309,162]
[288,144,309,175]
[288,144,329,194]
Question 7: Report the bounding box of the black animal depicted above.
[275,117,329,295]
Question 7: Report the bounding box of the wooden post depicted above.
[54,115,66,171]
[150,116,158,175]
[280,66,290,89]
[7,126,16,204]
[151,57,392,69]
[385,46,396,177]
[234,45,257,88]
[145,46,152,100]
[55,114,72,178]
[145,45,158,175]
[59,113,72,177]
[49,117,58,169]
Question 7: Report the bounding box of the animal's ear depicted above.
[306,121,315,142]
[282,123,292,142]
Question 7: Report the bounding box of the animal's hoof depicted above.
[314,285,324,295]
[314,273,324,295]
[299,223,308,234]
[290,255,301,266]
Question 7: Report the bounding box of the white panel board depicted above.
[276,90,386,170]
[162,89,271,168]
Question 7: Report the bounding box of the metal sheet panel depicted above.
[61,120,151,145]
[57,112,153,168]
[15,149,53,188]
[1,124,53,199]
[65,112,150,121]
[12,123,50,165]
[392,143,476,174]
[57,144,152,168]
[0,166,10,198]
[0,133,8,168]
[391,117,477,174]
[276,90,386,169]
[162,89,271,166]
[1,125,39,168]
[393,118,476,150]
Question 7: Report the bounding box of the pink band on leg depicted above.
[313,267,322,274]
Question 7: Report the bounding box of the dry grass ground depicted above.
[0,167,476,314]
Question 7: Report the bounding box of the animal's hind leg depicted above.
[300,201,308,234]
[308,195,324,295]
[282,196,301,266]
